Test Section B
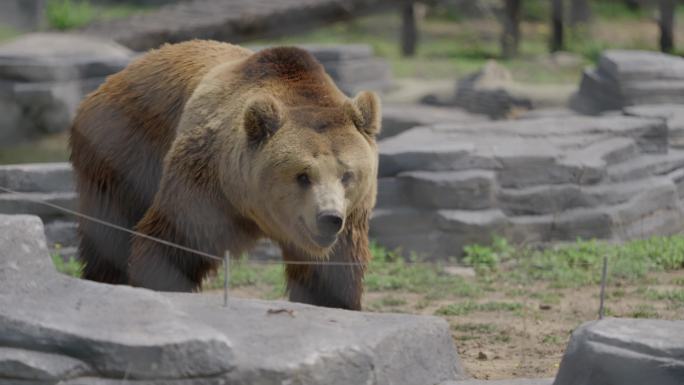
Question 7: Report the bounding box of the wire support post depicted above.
[223,250,230,307]
[598,255,608,319]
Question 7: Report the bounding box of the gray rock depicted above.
[0,214,465,384]
[376,177,407,208]
[446,379,553,385]
[0,33,132,82]
[372,112,684,259]
[0,163,73,193]
[598,49,684,83]
[624,104,684,148]
[0,191,76,218]
[453,60,532,119]
[0,33,133,138]
[571,50,684,114]
[0,347,91,381]
[398,170,496,210]
[298,44,374,62]
[553,318,684,385]
[381,103,482,140]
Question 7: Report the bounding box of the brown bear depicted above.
[69,40,381,310]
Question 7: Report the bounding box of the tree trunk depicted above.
[401,1,417,57]
[551,0,565,52]
[570,0,591,27]
[659,0,675,53]
[500,0,521,59]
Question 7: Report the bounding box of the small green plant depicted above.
[51,252,83,277]
[542,333,562,345]
[463,236,513,272]
[46,0,94,30]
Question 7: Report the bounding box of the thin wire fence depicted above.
[1,183,613,317]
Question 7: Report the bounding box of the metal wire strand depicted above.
[0,184,610,270]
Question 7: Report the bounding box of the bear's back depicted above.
[69,41,253,256]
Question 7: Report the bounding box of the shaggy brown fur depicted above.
[69,40,380,310]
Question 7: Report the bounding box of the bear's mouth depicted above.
[298,217,337,249]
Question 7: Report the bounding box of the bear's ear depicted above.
[345,91,381,138]
[243,96,284,146]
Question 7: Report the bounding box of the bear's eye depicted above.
[341,171,354,186]
[296,173,311,188]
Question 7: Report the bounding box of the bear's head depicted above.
[239,89,380,257]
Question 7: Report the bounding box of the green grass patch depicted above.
[365,242,482,297]
[630,304,659,319]
[530,291,563,305]
[367,295,408,311]
[507,237,684,288]
[463,236,513,272]
[0,25,21,43]
[451,322,497,334]
[435,301,523,316]
[643,289,684,306]
[45,0,155,30]
[46,0,94,30]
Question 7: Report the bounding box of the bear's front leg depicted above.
[128,205,220,292]
[127,159,233,291]
[282,209,372,310]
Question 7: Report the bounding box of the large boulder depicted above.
[571,50,684,115]
[553,318,684,385]
[452,60,532,119]
[624,104,684,149]
[0,33,133,141]
[373,113,684,259]
[0,214,466,384]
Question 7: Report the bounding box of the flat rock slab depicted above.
[0,33,133,82]
[572,50,684,114]
[381,103,483,139]
[0,162,73,193]
[445,379,553,385]
[553,318,684,385]
[624,104,684,148]
[82,0,396,51]
[374,112,684,258]
[0,214,465,384]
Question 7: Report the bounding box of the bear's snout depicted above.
[315,210,344,245]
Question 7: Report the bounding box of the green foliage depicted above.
[51,252,83,277]
[97,4,154,20]
[463,236,513,272]
[512,236,684,288]
[46,0,94,30]
[590,0,650,21]
[522,1,549,22]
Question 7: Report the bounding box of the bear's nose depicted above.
[317,210,344,236]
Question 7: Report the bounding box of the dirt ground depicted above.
[226,270,684,380]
